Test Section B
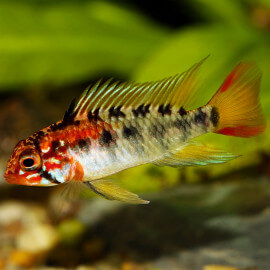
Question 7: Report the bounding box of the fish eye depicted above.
[19,151,41,172]
[22,158,35,168]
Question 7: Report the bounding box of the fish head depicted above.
[4,136,73,186]
[4,139,45,186]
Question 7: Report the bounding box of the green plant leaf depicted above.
[0,1,168,89]
[190,0,250,30]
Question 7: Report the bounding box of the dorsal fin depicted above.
[70,57,208,120]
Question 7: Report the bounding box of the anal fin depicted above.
[85,179,149,204]
[153,141,237,167]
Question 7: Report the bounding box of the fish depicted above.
[4,58,266,204]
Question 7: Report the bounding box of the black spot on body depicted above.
[132,109,139,117]
[137,105,146,117]
[179,107,187,116]
[109,106,125,118]
[37,130,45,137]
[109,107,115,117]
[149,122,168,149]
[99,130,113,146]
[50,118,80,132]
[51,122,65,132]
[132,104,150,117]
[144,104,150,114]
[158,105,163,115]
[94,108,100,119]
[173,119,186,131]
[172,118,191,141]
[123,126,139,139]
[158,104,171,116]
[78,139,88,149]
[88,108,101,122]
[50,123,60,132]
[210,107,219,127]
[51,141,60,150]
[194,108,206,124]
[87,111,93,121]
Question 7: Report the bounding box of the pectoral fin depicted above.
[153,141,238,167]
[85,179,149,204]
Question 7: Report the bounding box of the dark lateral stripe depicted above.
[99,130,113,145]
[158,104,171,116]
[40,170,61,184]
[194,108,206,124]
[179,106,187,116]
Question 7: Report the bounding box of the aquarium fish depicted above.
[4,59,265,204]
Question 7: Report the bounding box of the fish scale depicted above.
[4,58,265,204]
[66,104,215,180]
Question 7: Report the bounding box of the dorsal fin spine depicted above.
[71,57,208,119]
[90,78,114,111]
[113,82,134,108]
[125,83,150,108]
[102,82,124,109]
[78,80,100,113]
[151,76,176,107]
[160,75,180,106]
[93,80,119,111]
[76,79,102,116]
[106,82,131,109]
[130,81,158,107]
[147,79,166,107]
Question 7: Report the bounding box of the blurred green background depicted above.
[0,0,269,269]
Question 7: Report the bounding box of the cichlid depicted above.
[4,59,265,204]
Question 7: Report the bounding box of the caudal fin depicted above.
[208,62,266,137]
